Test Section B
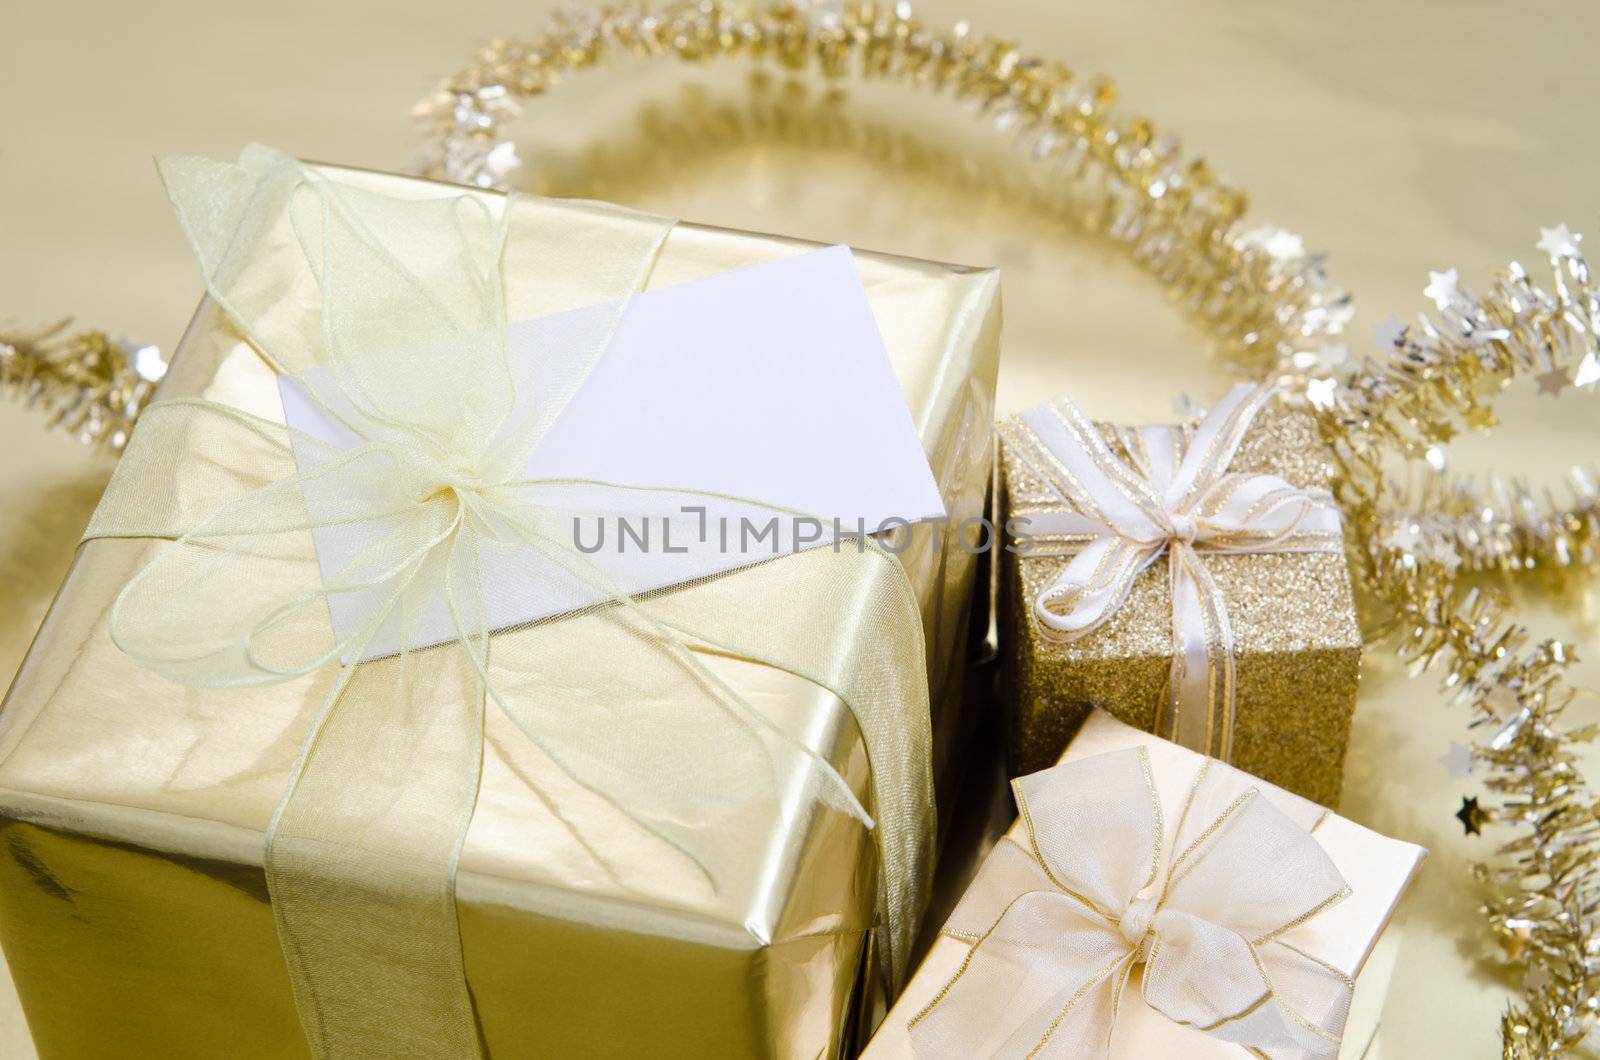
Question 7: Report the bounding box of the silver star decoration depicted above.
[1424,268,1460,311]
[1372,315,1407,350]
[1305,377,1338,410]
[1536,224,1582,259]
[115,338,168,383]
[1574,351,1600,391]
[1262,229,1306,262]
[1439,741,1474,780]
[1524,963,1555,993]
[1292,343,1348,374]
[1485,685,1523,721]
[479,141,521,185]
[1536,365,1571,396]
[1432,541,1464,574]
[1384,520,1423,552]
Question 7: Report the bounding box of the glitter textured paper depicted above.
[999,399,1362,806]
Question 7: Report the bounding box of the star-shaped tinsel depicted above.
[1524,963,1555,993]
[1372,315,1407,350]
[1384,520,1423,553]
[1425,268,1460,311]
[1291,343,1348,374]
[1305,376,1338,411]
[1457,795,1488,837]
[1439,741,1474,780]
[1536,365,1571,396]
[1575,351,1600,391]
[1484,685,1524,722]
[1536,224,1582,259]
[1260,228,1306,262]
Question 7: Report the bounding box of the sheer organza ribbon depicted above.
[81,146,937,1057]
[1000,385,1344,759]
[906,747,1354,1058]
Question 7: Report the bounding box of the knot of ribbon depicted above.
[907,747,1354,1059]
[1000,385,1344,759]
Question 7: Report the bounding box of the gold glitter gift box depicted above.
[998,393,1362,806]
[0,165,1000,1058]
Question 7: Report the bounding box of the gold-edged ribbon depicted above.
[906,747,1354,1058]
[1000,386,1344,759]
[82,146,937,1057]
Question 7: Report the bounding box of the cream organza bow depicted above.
[84,146,937,1058]
[907,747,1354,1058]
[1001,385,1343,759]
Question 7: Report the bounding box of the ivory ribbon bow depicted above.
[1001,385,1344,759]
[907,747,1354,1058]
[84,147,937,1058]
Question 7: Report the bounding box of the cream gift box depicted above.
[0,158,1000,1058]
[864,710,1424,1059]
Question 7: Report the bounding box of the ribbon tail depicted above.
[267,559,489,1058]
[487,504,935,993]
[909,887,1129,1059]
[644,546,936,991]
[1164,544,1235,759]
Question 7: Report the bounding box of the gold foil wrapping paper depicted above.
[1000,400,1361,806]
[0,167,1000,1059]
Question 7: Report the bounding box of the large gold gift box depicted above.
[999,399,1361,805]
[0,167,1000,1058]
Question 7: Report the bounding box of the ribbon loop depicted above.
[1003,386,1345,758]
[908,748,1354,1059]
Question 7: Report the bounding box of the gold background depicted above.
[3,0,1598,1056]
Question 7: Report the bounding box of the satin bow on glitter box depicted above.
[1000,385,1346,761]
[861,711,1427,1060]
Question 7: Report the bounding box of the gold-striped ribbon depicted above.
[906,746,1354,1058]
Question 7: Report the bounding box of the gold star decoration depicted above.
[1502,924,1533,963]
[1457,795,1488,836]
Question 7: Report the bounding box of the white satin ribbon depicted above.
[907,747,1354,1059]
[1001,385,1344,758]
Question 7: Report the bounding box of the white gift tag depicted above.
[280,244,947,656]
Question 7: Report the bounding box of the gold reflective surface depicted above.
[4,0,1600,1055]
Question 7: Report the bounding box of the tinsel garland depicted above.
[1331,235,1600,1057]
[413,4,1600,1054]
[411,0,1354,392]
[0,0,1579,1050]
[0,321,163,450]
